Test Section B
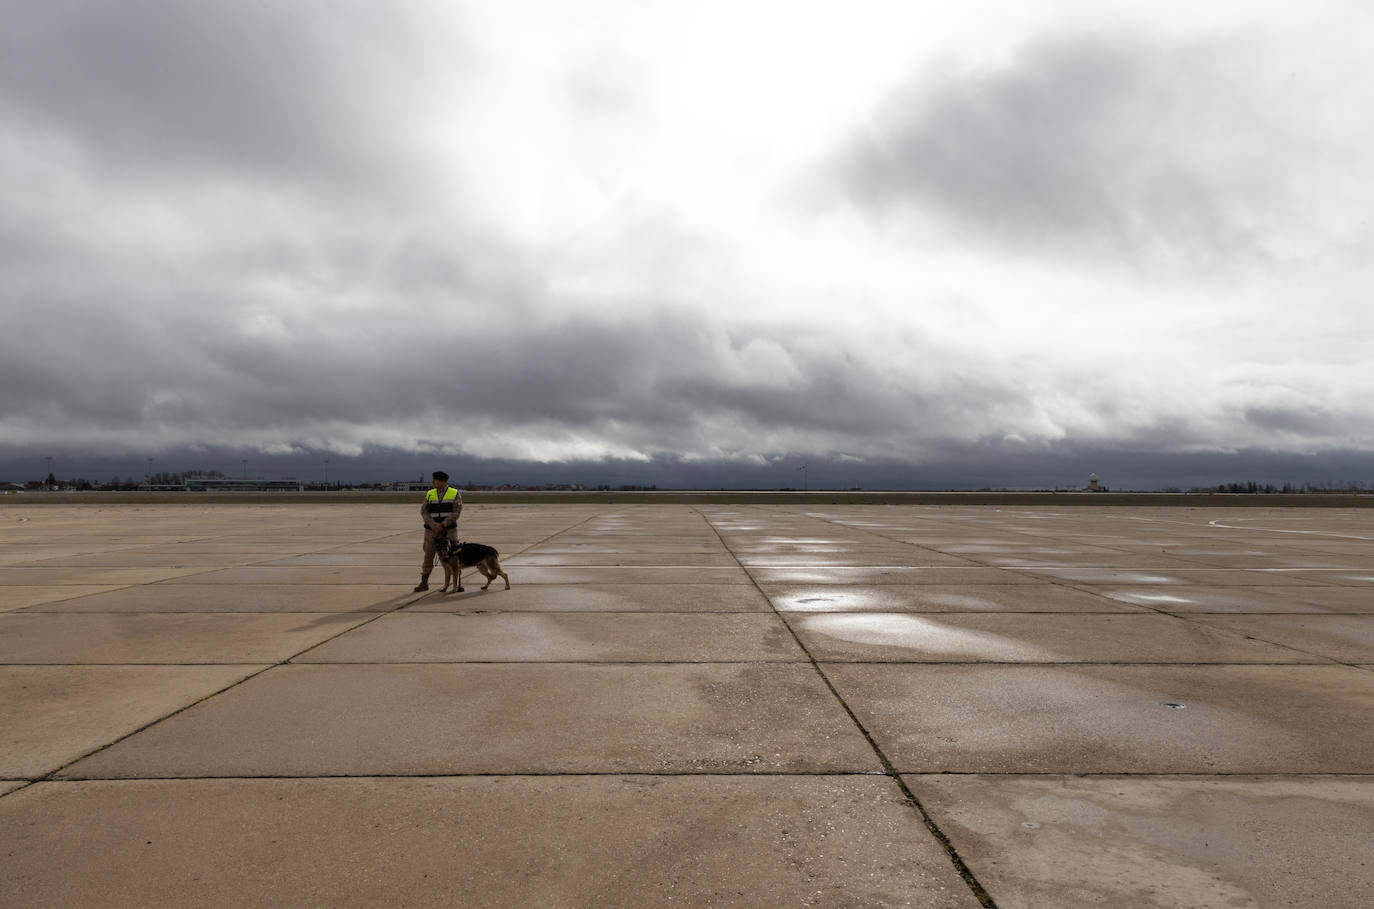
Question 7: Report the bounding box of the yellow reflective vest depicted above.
[424,487,460,524]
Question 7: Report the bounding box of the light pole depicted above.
[323,459,330,487]
[146,457,154,485]
[44,455,52,489]
[241,459,248,479]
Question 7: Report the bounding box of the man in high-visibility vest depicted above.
[414,470,462,591]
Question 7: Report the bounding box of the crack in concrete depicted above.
[691,505,1002,909]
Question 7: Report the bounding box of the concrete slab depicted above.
[0,546,91,566]
[824,663,1374,773]
[766,584,1141,613]
[0,613,375,663]
[749,567,1038,585]
[257,552,426,566]
[1263,541,1374,556]
[1188,614,1374,663]
[114,544,325,555]
[18,552,259,567]
[505,551,739,566]
[0,585,125,612]
[970,552,1238,570]
[474,565,754,585]
[321,542,444,554]
[0,776,980,909]
[0,665,266,778]
[404,583,771,613]
[531,543,731,554]
[156,565,419,585]
[1278,569,1374,586]
[522,549,730,562]
[1100,585,1374,614]
[909,775,1374,909]
[1161,550,1362,569]
[728,539,911,551]
[0,781,27,796]
[157,564,754,585]
[61,664,881,777]
[938,543,1121,556]
[0,566,211,585]
[733,551,979,567]
[1011,567,1320,587]
[20,583,414,613]
[296,613,806,662]
[791,614,1319,663]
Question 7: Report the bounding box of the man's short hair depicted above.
[432,471,449,481]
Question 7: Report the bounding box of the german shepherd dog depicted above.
[435,537,510,593]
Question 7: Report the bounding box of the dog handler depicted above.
[414,471,462,591]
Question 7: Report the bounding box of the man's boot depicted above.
[413,574,430,592]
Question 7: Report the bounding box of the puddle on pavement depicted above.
[775,590,1010,612]
[800,613,1053,660]
[773,591,879,611]
[1047,570,1185,585]
[1105,592,1196,605]
[917,593,1009,610]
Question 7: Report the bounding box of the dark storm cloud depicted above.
[1242,406,1339,437]
[6,441,1373,493]
[843,34,1296,266]
[0,281,1035,457]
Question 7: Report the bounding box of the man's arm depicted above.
[445,494,463,529]
[421,500,438,530]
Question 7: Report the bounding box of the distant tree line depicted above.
[1182,481,1372,494]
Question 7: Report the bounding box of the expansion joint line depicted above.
[1037,575,1361,666]
[781,505,987,567]
[689,506,1000,909]
[797,506,1350,664]
[791,507,1372,695]
[1,508,609,803]
[16,592,430,795]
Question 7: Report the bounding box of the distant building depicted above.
[184,477,303,492]
[1087,473,1100,491]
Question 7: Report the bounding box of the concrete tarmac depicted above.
[2,501,1372,907]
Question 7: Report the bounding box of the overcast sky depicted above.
[2,1,1372,487]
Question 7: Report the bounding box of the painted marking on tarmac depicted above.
[1000,566,1364,571]
[1207,518,1374,541]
